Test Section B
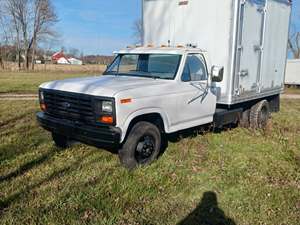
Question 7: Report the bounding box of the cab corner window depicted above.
[181,54,208,82]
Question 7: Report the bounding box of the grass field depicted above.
[0,99,299,225]
[0,71,103,94]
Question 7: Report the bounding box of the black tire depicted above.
[118,121,161,169]
[249,100,270,129]
[239,109,250,128]
[52,133,71,148]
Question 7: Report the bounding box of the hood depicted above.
[40,75,170,97]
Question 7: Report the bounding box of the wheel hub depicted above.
[135,136,155,163]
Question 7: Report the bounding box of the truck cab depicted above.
[37,47,223,168]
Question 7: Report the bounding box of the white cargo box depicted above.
[285,59,300,86]
[143,0,291,104]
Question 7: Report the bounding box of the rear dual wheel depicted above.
[249,100,270,129]
[239,100,270,129]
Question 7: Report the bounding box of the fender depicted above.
[119,108,171,142]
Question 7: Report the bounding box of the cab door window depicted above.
[181,54,208,82]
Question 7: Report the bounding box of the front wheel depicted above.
[52,133,71,149]
[118,122,162,169]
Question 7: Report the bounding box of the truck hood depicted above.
[40,75,170,97]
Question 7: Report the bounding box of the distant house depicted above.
[52,51,83,65]
[68,57,83,65]
[52,51,65,61]
[57,57,71,65]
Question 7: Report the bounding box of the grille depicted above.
[44,91,95,124]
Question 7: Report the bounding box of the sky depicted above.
[53,0,141,55]
[53,0,300,56]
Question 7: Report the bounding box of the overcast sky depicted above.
[53,0,299,55]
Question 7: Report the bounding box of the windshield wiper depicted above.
[103,72,165,80]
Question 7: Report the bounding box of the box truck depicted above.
[286,59,300,86]
[37,0,291,169]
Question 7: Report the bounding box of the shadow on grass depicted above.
[0,151,93,212]
[0,147,66,183]
[167,123,237,143]
[177,192,236,225]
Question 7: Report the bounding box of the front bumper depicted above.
[36,112,121,149]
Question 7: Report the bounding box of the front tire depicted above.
[52,133,71,149]
[118,122,161,169]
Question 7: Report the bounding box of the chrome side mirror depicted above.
[211,66,224,82]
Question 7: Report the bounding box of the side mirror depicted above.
[211,66,224,82]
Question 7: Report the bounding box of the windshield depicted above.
[104,54,182,80]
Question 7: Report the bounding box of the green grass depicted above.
[0,100,299,225]
[0,71,101,94]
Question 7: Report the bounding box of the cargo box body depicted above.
[143,0,291,105]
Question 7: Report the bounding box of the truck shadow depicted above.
[177,191,236,225]
[167,123,237,143]
[0,147,67,183]
[160,123,238,157]
[0,151,93,212]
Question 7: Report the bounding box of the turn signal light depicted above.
[40,103,47,112]
[120,98,132,104]
[99,116,114,124]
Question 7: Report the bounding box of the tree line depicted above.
[0,0,57,70]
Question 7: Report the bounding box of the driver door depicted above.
[175,54,216,129]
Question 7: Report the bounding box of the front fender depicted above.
[118,108,171,142]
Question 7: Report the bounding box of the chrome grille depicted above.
[44,91,94,124]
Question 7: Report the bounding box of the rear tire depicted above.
[52,133,71,149]
[118,122,161,170]
[249,100,270,129]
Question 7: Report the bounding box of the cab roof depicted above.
[115,46,207,55]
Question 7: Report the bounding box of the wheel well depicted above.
[126,113,165,137]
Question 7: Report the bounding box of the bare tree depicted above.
[0,0,5,68]
[4,0,57,70]
[1,0,17,69]
[288,32,300,59]
[30,0,58,70]
[68,47,80,58]
[6,0,26,69]
[132,19,143,44]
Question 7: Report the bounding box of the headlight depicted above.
[39,90,47,111]
[102,101,113,113]
[39,90,45,102]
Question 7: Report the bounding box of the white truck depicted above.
[37,0,291,169]
[285,59,300,86]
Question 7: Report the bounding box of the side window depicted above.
[182,62,191,82]
[181,54,208,82]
